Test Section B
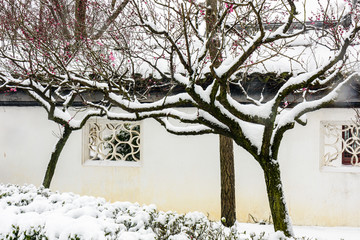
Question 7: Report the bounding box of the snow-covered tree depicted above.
[0,0,131,187]
[71,0,359,236]
[1,0,360,236]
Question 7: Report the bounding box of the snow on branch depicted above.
[276,72,360,130]
[107,92,194,112]
[156,117,215,136]
[273,24,360,108]
[0,73,104,130]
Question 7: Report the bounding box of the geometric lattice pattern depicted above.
[88,121,140,162]
[323,122,360,166]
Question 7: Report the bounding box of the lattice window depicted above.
[341,125,360,165]
[322,122,360,167]
[84,120,140,163]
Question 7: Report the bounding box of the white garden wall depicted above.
[0,106,360,227]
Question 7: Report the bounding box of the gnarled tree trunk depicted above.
[261,159,294,237]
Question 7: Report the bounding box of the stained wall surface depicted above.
[0,106,359,227]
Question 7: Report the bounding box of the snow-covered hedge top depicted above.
[0,184,305,240]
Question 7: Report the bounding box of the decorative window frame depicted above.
[82,118,141,167]
[320,121,360,173]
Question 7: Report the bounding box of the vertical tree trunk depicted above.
[42,126,72,188]
[219,135,236,227]
[261,160,294,237]
[205,0,237,226]
[75,0,88,40]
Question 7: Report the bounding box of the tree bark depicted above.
[75,0,88,40]
[205,0,237,227]
[261,160,294,237]
[219,135,236,227]
[42,126,72,188]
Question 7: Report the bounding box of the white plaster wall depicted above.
[1,106,360,227]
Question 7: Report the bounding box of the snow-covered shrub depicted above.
[5,224,48,240]
[0,184,318,240]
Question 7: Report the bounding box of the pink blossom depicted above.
[225,3,234,13]
[109,52,115,61]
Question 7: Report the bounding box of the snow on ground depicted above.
[0,184,359,240]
